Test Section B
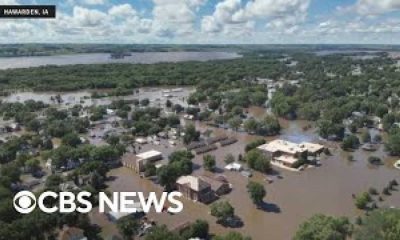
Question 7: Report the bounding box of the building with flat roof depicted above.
[257,139,324,169]
[122,150,162,172]
[136,150,163,161]
[107,203,143,222]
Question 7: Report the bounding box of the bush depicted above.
[341,135,360,150]
[355,192,371,210]
[224,154,235,164]
[245,139,266,152]
[210,201,234,224]
[354,209,400,240]
[203,155,216,172]
[367,156,382,165]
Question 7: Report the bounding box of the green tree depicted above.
[259,115,281,136]
[180,219,209,239]
[157,151,193,191]
[354,209,400,240]
[183,123,200,144]
[45,174,63,189]
[245,149,271,173]
[245,139,266,152]
[341,135,360,150]
[228,116,242,131]
[157,165,179,191]
[116,216,140,240]
[144,162,157,177]
[145,225,183,240]
[354,192,372,210]
[203,154,216,172]
[224,153,235,164]
[106,135,120,146]
[386,128,400,155]
[25,158,41,173]
[210,201,234,224]
[26,119,41,132]
[244,118,258,134]
[294,214,352,240]
[246,181,266,206]
[61,132,82,147]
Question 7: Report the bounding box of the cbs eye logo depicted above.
[13,191,36,214]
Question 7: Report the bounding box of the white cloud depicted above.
[82,0,106,5]
[202,0,310,35]
[201,0,243,33]
[0,21,35,38]
[152,0,206,37]
[353,0,400,15]
[201,15,221,33]
[72,6,107,27]
[108,4,137,18]
[1,0,400,44]
[0,0,19,4]
[239,0,310,32]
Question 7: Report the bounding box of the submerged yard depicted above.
[91,118,400,239]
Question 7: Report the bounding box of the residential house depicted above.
[176,175,214,203]
[200,175,231,196]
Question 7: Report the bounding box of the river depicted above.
[0,51,242,70]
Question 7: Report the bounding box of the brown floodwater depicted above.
[93,118,400,240]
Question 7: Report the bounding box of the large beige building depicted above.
[257,140,324,169]
[122,150,163,172]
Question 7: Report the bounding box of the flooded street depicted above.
[94,117,400,240]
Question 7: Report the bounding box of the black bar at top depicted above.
[0,5,56,18]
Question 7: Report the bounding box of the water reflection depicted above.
[0,52,242,69]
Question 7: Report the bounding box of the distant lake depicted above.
[0,51,242,70]
[314,50,382,56]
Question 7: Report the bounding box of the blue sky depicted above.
[1,0,400,44]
